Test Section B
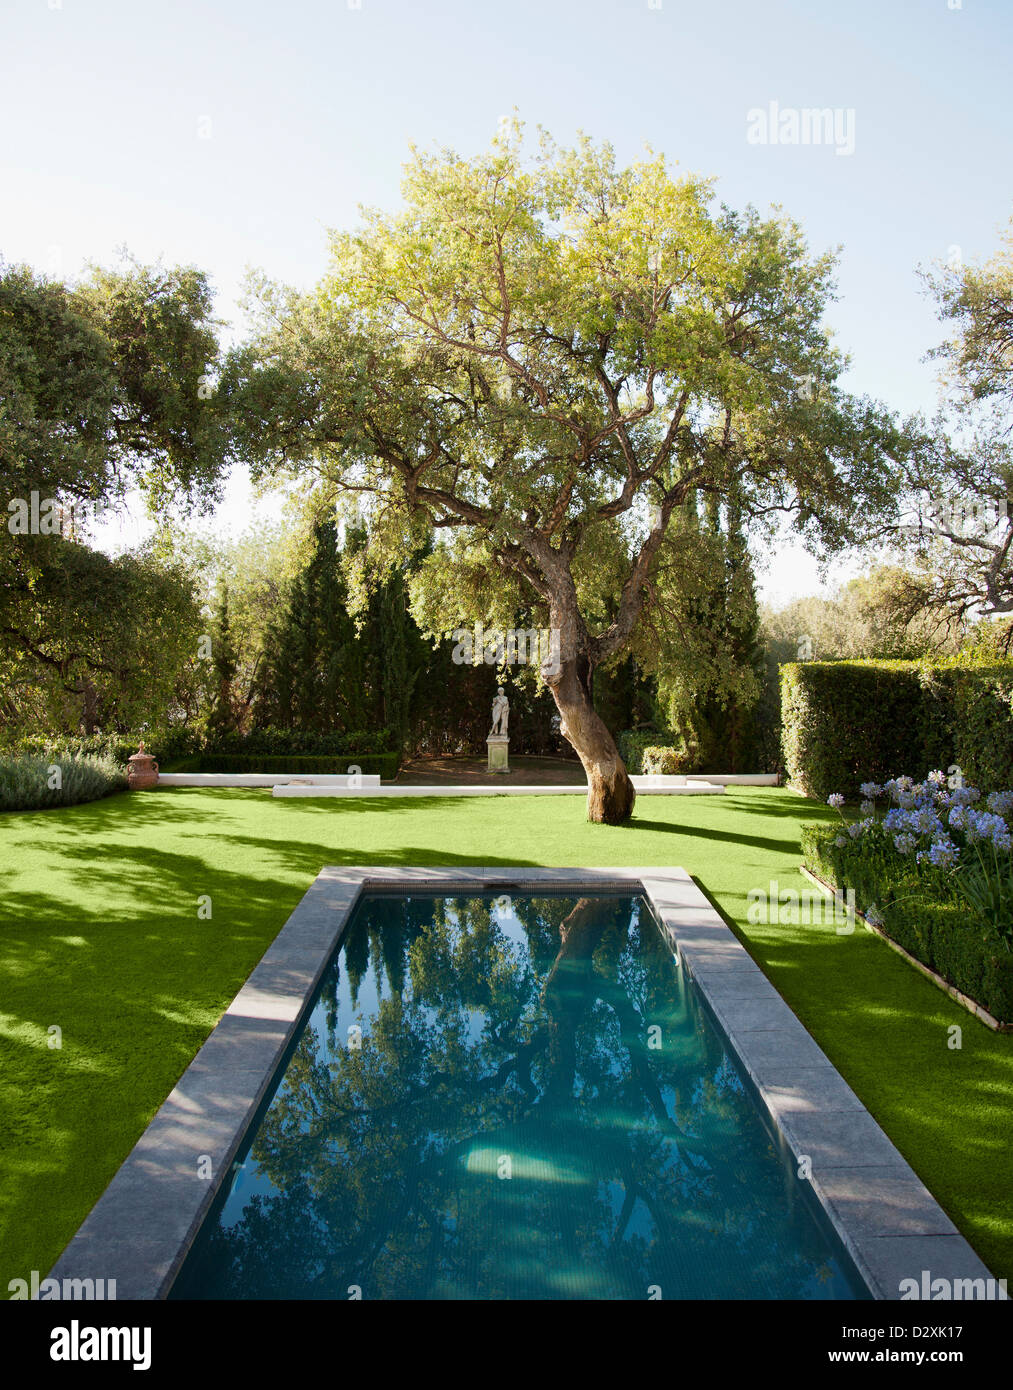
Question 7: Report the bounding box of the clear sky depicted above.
[3,0,1011,601]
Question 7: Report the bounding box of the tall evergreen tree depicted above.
[639,485,765,771]
[206,582,240,742]
[251,518,386,735]
[378,568,424,754]
[685,491,765,770]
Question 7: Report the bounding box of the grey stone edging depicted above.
[45,865,1003,1301]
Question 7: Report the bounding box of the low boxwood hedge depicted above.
[189,753,400,779]
[801,822,1013,1024]
[205,727,396,757]
[1,728,401,778]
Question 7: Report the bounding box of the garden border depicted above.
[800,865,1012,1034]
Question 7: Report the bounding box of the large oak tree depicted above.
[225,125,909,822]
[1,256,229,730]
[874,227,1013,625]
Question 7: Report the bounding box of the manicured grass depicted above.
[1,785,1011,1289]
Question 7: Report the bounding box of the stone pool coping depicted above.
[47,865,1002,1301]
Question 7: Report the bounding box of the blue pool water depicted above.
[170,892,869,1300]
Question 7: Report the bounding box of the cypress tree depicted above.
[681,488,764,770]
[378,568,421,754]
[206,581,239,743]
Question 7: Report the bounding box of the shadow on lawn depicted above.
[3,784,1012,1286]
[3,836,546,935]
[720,792,839,821]
[629,816,803,857]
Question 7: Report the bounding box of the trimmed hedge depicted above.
[0,728,400,777]
[938,666,1013,792]
[641,745,697,776]
[618,730,697,775]
[206,728,396,757]
[801,822,1013,1024]
[188,753,400,779]
[781,659,1013,800]
[0,753,127,812]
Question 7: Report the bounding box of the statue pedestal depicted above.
[487,736,510,774]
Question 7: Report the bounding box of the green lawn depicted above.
[1,785,1010,1288]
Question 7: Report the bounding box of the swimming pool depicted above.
[169,890,869,1300]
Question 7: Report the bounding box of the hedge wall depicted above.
[186,753,399,779]
[205,727,396,757]
[801,823,1013,1024]
[781,659,1013,800]
[938,666,1013,792]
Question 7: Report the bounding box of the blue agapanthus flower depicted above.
[917,837,958,869]
[963,810,1008,844]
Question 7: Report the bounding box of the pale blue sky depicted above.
[3,0,1011,600]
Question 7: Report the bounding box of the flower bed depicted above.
[801,773,1013,1024]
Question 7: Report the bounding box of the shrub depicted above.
[0,727,397,773]
[781,658,1013,800]
[0,753,127,812]
[618,729,697,775]
[641,744,697,776]
[0,729,201,768]
[618,730,654,775]
[780,662,925,800]
[804,824,1013,1024]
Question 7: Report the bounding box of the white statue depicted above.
[490,686,509,737]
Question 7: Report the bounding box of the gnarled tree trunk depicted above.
[545,623,636,826]
[80,676,100,735]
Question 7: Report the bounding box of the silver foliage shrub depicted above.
[0,753,127,812]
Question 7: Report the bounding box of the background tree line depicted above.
[4,143,1013,788]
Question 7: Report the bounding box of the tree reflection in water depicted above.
[171,893,863,1300]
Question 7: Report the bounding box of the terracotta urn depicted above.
[127,741,159,790]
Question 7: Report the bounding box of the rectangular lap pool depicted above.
[169,890,869,1300]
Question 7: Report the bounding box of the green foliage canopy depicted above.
[224,123,911,672]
